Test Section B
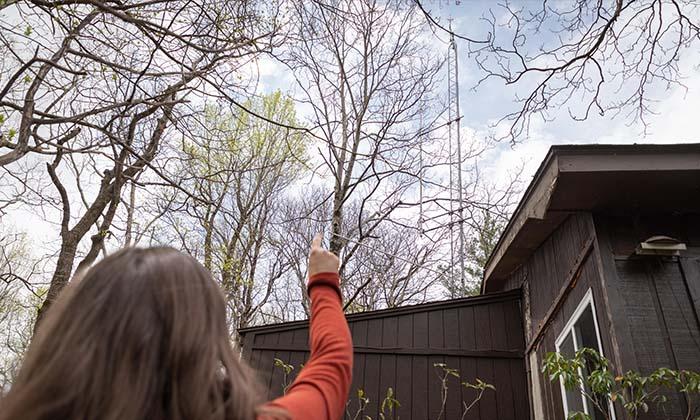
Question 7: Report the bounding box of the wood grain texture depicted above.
[240,291,528,420]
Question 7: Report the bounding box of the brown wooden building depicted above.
[483,144,700,420]
[241,143,700,419]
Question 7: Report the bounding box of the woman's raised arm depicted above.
[260,234,353,420]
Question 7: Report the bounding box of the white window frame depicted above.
[555,288,616,420]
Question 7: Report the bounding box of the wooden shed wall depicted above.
[497,212,700,420]
[497,214,619,420]
[239,290,530,420]
[595,213,700,419]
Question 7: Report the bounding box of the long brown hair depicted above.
[0,247,278,420]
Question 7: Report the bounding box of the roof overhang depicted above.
[482,143,700,293]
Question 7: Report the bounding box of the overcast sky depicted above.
[436,1,699,181]
[257,0,700,191]
[5,0,700,251]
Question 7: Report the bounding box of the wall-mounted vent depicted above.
[635,235,687,256]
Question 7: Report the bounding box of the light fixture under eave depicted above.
[635,235,687,256]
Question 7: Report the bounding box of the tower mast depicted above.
[447,23,465,286]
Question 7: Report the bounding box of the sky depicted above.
[255,0,700,197]
[4,0,700,254]
[428,1,700,183]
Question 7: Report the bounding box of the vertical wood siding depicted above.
[240,291,529,420]
[597,212,700,419]
[496,214,619,420]
[496,211,700,420]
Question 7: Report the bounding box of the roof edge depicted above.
[481,142,700,293]
[239,289,521,335]
[481,146,559,293]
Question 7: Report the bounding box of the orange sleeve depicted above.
[261,272,353,420]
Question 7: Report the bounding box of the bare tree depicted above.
[416,0,700,142]
[0,228,42,391]
[0,1,281,326]
[151,92,307,332]
[0,1,279,165]
[284,0,442,284]
[0,0,538,349]
[341,222,443,312]
[268,187,331,318]
[266,188,445,316]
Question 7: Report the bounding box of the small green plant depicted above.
[542,348,700,420]
[346,388,371,420]
[379,387,400,420]
[433,362,496,420]
[273,358,295,394]
[273,359,491,420]
[461,378,496,419]
[345,387,400,420]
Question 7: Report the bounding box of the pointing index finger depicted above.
[312,233,323,249]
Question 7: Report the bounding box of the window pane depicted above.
[560,331,576,357]
[559,331,585,413]
[574,305,598,351]
[574,306,611,420]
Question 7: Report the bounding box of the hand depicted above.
[308,233,339,278]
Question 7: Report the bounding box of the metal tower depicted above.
[418,111,425,235]
[447,25,466,285]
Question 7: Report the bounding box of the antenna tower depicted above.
[447,23,466,286]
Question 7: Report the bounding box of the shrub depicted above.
[542,347,700,420]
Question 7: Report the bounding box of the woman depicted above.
[0,234,353,420]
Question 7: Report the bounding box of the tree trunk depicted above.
[330,198,344,256]
[35,238,78,327]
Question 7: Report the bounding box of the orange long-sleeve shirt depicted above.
[259,272,353,420]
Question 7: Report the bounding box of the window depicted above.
[555,289,615,420]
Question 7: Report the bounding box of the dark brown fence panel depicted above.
[239,290,529,420]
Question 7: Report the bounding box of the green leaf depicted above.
[567,412,591,420]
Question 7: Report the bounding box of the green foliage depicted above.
[272,358,493,420]
[543,348,700,419]
[464,211,504,282]
[463,377,496,393]
[347,387,399,420]
[187,91,307,173]
[440,210,504,298]
[434,362,459,378]
[273,358,295,394]
[177,90,309,326]
[0,230,40,390]
[347,388,371,420]
[273,358,294,375]
[31,286,48,313]
[379,387,400,420]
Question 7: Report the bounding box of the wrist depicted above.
[307,272,342,300]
